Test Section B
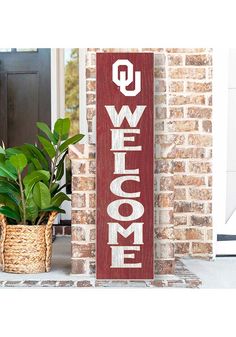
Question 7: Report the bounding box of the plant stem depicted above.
[49,138,61,189]
[35,211,46,226]
[18,170,26,225]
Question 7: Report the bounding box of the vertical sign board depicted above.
[96,53,154,279]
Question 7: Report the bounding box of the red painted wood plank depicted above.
[96,53,154,279]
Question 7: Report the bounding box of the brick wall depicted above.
[69,48,213,276]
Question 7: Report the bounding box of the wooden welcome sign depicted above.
[96,53,154,279]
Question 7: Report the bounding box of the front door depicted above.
[0,48,51,147]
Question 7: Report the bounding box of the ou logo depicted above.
[112,59,141,97]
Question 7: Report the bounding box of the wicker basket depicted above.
[0,212,57,274]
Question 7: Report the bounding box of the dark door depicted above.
[0,48,51,147]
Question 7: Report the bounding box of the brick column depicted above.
[69,144,96,275]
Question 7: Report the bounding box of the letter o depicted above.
[107,199,144,221]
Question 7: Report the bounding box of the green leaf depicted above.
[23,170,50,186]
[33,182,51,209]
[0,154,5,163]
[5,147,22,157]
[55,159,64,181]
[21,144,49,170]
[9,153,27,172]
[41,206,65,214]
[54,118,70,141]
[23,170,50,198]
[31,158,43,170]
[59,134,84,153]
[26,197,39,223]
[51,192,71,207]
[0,161,17,180]
[27,163,36,174]
[50,183,60,195]
[38,136,56,159]
[37,122,57,145]
[0,206,21,222]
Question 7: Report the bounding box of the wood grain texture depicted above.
[96,53,154,279]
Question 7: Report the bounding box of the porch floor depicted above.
[0,236,201,288]
[182,257,236,288]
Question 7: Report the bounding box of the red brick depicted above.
[155,80,166,92]
[167,120,198,132]
[186,54,212,66]
[71,161,86,175]
[155,259,175,274]
[173,161,186,172]
[174,215,187,226]
[89,160,96,174]
[86,80,96,91]
[160,177,174,191]
[86,67,96,78]
[169,68,206,79]
[174,228,204,240]
[72,210,95,224]
[188,161,211,173]
[157,193,174,207]
[72,193,86,208]
[155,242,174,259]
[190,215,212,226]
[186,81,212,92]
[87,93,96,105]
[155,94,166,105]
[156,134,185,145]
[90,228,96,241]
[169,95,205,105]
[155,227,173,240]
[154,67,166,78]
[173,175,205,186]
[72,177,95,191]
[71,259,86,274]
[189,188,212,200]
[208,176,212,187]
[175,242,190,254]
[192,242,212,254]
[188,134,212,147]
[169,107,184,118]
[87,107,96,120]
[175,148,205,159]
[155,107,167,119]
[202,120,212,133]
[168,55,183,66]
[174,201,205,213]
[155,160,172,173]
[187,107,212,118]
[72,226,86,241]
[169,81,184,92]
[72,243,95,258]
[174,188,186,200]
[154,54,166,66]
[89,193,96,208]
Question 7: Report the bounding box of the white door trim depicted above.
[51,48,71,221]
[212,48,229,256]
[79,48,88,141]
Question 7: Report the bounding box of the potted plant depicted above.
[0,118,84,273]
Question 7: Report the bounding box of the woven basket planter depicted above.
[0,211,57,274]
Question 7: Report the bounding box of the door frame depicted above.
[51,48,87,222]
[212,48,229,256]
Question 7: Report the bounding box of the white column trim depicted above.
[212,48,229,257]
[79,48,88,143]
